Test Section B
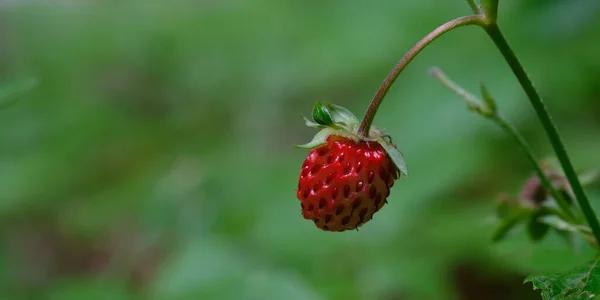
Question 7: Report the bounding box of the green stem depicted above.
[483,24,600,244]
[465,0,480,14]
[430,67,574,221]
[357,15,485,138]
[493,115,575,220]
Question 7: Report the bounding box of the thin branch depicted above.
[465,0,480,14]
[357,15,485,138]
[484,23,600,244]
[430,67,576,221]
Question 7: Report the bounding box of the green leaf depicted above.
[376,138,408,177]
[312,102,334,126]
[527,209,551,242]
[492,208,531,242]
[525,257,600,300]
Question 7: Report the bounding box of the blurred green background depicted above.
[1,0,600,299]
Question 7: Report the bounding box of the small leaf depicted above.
[492,208,531,242]
[376,138,408,177]
[480,83,497,113]
[312,102,334,126]
[527,209,551,242]
[525,257,600,300]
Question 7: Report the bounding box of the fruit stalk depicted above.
[357,15,485,138]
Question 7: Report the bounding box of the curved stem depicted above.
[493,115,575,220]
[357,15,485,138]
[484,24,600,244]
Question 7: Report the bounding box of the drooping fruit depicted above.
[295,102,407,232]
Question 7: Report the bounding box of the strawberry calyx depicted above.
[297,102,408,176]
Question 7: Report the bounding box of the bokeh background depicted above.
[1,0,600,299]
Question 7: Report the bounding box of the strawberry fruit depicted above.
[296,102,408,232]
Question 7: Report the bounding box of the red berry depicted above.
[297,135,398,231]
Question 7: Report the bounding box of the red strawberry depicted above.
[296,102,407,232]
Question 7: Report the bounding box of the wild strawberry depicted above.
[296,102,407,232]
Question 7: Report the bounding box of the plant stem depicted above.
[430,67,574,221]
[493,115,575,220]
[465,0,480,14]
[430,67,493,116]
[357,15,485,138]
[483,24,600,244]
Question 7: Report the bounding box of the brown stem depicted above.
[357,15,485,138]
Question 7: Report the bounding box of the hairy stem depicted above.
[484,24,600,244]
[493,115,575,220]
[357,15,485,138]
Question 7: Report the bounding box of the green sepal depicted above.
[304,102,360,133]
[303,115,325,129]
[376,138,408,177]
[312,102,335,126]
[492,207,531,242]
[325,103,359,128]
[295,127,358,150]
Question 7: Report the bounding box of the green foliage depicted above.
[527,210,551,242]
[526,257,600,300]
[1,0,600,299]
